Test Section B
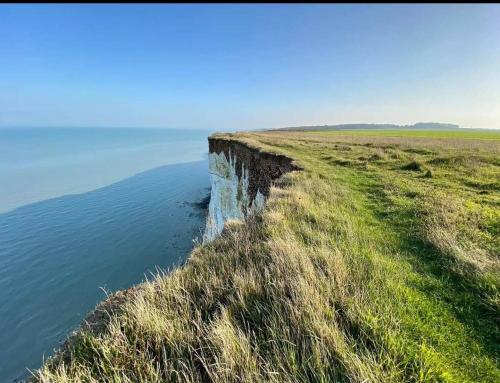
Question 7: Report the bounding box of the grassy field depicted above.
[35,130,499,382]
[301,129,500,140]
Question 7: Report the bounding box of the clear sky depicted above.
[1,4,499,130]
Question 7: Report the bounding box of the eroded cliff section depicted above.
[204,136,300,241]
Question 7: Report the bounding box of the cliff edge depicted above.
[204,134,300,241]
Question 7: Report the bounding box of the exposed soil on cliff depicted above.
[208,136,301,202]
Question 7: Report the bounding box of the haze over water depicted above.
[0,127,210,213]
[0,128,211,382]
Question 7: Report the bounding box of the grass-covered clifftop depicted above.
[35,130,499,383]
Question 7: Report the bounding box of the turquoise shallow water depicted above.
[0,128,211,382]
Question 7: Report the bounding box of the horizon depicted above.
[2,4,500,130]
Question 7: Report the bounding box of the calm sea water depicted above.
[0,128,211,382]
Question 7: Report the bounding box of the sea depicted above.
[0,127,212,382]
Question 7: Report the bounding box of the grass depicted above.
[34,130,499,382]
[303,129,500,140]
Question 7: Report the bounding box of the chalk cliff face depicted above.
[204,136,299,242]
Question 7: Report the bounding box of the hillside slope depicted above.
[35,131,499,383]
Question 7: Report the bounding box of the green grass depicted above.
[303,129,500,140]
[35,131,499,382]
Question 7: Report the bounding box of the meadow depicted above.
[35,130,499,383]
[302,128,500,140]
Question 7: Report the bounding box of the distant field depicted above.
[303,129,500,140]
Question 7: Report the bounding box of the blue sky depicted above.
[1,4,499,130]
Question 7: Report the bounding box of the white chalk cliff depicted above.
[203,150,265,242]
